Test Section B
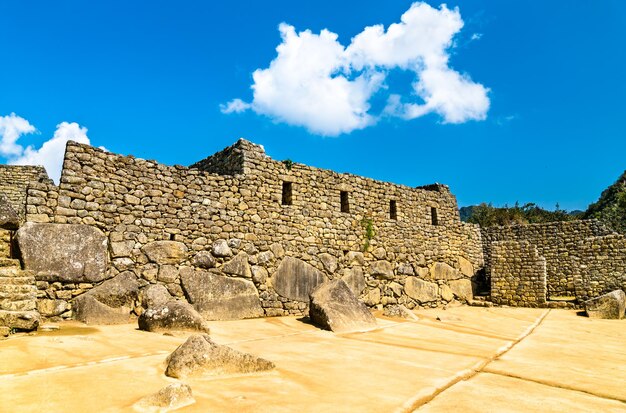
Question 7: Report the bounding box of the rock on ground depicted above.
[165,334,275,379]
[138,300,210,333]
[273,256,326,301]
[180,268,263,320]
[383,304,419,321]
[309,279,377,333]
[132,383,195,413]
[16,223,108,283]
[0,310,40,331]
[585,290,626,319]
[73,295,130,325]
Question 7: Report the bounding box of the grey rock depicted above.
[141,284,172,309]
[251,266,268,284]
[388,282,403,297]
[457,257,474,276]
[341,267,366,296]
[16,223,108,283]
[222,252,252,278]
[429,262,461,281]
[165,334,274,379]
[344,251,365,267]
[142,241,188,265]
[0,310,40,331]
[273,256,326,301]
[370,260,393,279]
[212,240,232,257]
[180,267,263,320]
[371,247,386,260]
[133,383,195,413]
[585,290,626,319]
[405,277,439,303]
[110,240,134,258]
[73,295,130,325]
[190,251,216,269]
[448,279,473,302]
[158,265,179,283]
[309,279,377,333]
[86,271,140,308]
[256,251,274,265]
[318,253,338,274]
[396,263,415,276]
[36,299,68,317]
[0,193,19,230]
[138,300,210,333]
[383,304,419,321]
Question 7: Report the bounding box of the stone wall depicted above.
[481,220,614,298]
[574,235,626,302]
[491,241,546,307]
[23,139,485,319]
[0,165,52,220]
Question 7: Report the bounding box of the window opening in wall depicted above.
[431,207,438,225]
[340,191,350,213]
[390,200,397,220]
[282,182,293,205]
[169,233,176,240]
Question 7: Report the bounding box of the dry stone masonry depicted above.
[0,138,624,329]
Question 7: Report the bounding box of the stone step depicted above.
[0,276,36,286]
[0,284,38,294]
[0,267,21,277]
[0,291,36,301]
[0,299,36,311]
[0,258,20,268]
[0,310,40,331]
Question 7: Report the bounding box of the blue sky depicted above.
[1,1,625,211]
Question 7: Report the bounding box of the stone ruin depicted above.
[0,138,625,333]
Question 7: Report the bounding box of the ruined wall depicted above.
[490,241,546,307]
[481,220,614,298]
[23,139,484,319]
[0,165,52,220]
[574,235,626,302]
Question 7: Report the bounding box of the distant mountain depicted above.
[583,170,626,233]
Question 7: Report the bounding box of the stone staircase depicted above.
[0,257,40,336]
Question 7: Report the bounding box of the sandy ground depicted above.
[1,307,624,412]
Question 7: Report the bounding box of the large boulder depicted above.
[0,193,19,230]
[165,334,275,379]
[140,284,172,309]
[429,262,462,281]
[190,251,216,269]
[138,300,210,333]
[457,257,474,277]
[73,295,130,325]
[141,241,188,265]
[309,279,377,333]
[0,310,40,331]
[180,267,263,320]
[405,277,439,303]
[340,267,366,296]
[16,223,108,282]
[272,256,326,302]
[448,279,473,302]
[132,383,195,413]
[585,290,626,319]
[86,271,140,309]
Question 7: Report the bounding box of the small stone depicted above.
[318,253,338,274]
[190,251,216,269]
[142,241,188,265]
[132,383,195,413]
[371,247,386,260]
[405,277,439,303]
[212,240,232,257]
[158,265,180,283]
[370,260,393,279]
[222,252,252,278]
[138,301,210,333]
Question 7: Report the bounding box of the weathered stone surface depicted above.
[429,262,461,281]
[180,268,263,320]
[383,304,419,321]
[440,284,454,301]
[318,253,337,274]
[141,284,172,309]
[190,251,216,269]
[388,282,403,297]
[405,277,439,303]
[157,265,179,283]
[344,251,365,267]
[165,334,274,379]
[458,257,474,276]
[396,263,415,276]
[251,266,268,284]
[133,383,195,413]
[0,193,19,230]
[222,252,251,278]
[110,241,134,258]
[211,240,232,257]
[142,241,188,265]
[138,300,210,333]
[370,260,393,279]
[16,223,108,282]
[364,288,381,306]
[449,279,473,302]
[585,290,626,319]
[341,267,366,296]
[86,271,140,309]
[36,299,68,317]
[309,279,376,333]
[0,310,40,331]
[273,256,326,302]
[73,295,130,325]
[372,247,386,260]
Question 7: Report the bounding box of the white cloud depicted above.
[0,115,92,184]
[222,2,489,136]
[0,113,37,156]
